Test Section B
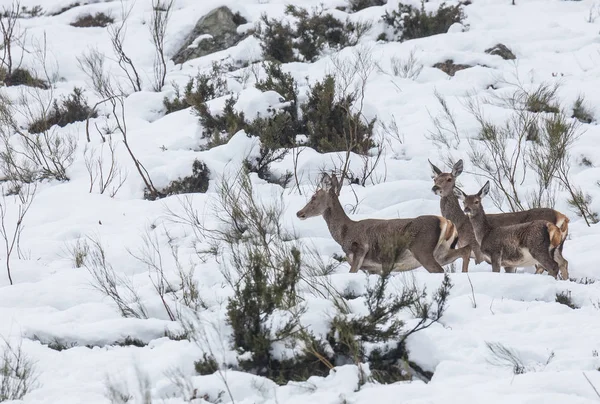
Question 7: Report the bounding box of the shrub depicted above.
[256,5,369,63]
[325,271,453,384]
[161,160,210,196]
[28,87,96,134]
[348,0,387,12]
[0,340,39,401]
[302,75,375,153]
[70,12,114,27]
[555,290,579,309]
[163,62,228,115]
[572,95,594,124]
[382,1,464,42]
[2,67,48,89]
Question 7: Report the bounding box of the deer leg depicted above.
[461,246,471,273]
[412,249,445,273]
[490,253,502,273]
[504,267,516,273]
[552,248,569,280]
[472,243,486,265]
[348,243,368,274]
[534,264,546,275]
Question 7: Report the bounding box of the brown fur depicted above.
[454,182,569,280]
[546,222,562,249]
[429,159,570,275]
[440,217,457,244]
[296,173,470,274]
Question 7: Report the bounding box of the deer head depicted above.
[454,181,490,217]
[296,173,342,220]
[429,159,463,197]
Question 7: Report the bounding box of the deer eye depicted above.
[475,200,479,204]
[447,178,452,182]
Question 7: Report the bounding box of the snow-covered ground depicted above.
[1,0,600,402]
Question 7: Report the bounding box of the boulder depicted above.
[172,6,249,65]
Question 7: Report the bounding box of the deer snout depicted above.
[431,185,441,195]
[296,210,307,220]
[464,207,472,216]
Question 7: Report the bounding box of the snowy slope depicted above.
[0,0,600,402]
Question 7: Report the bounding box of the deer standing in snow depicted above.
[296,173,471,274]
[429,159,569,275]
[454,181,569,279]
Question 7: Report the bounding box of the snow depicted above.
[0,0,599,402]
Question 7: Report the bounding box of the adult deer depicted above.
[429,159,569,275]
[296,173,470,274]
[454,182,569,279]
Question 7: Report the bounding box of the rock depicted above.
[172,6,249,65]
[485,43,516,60]
[433,60,473,77]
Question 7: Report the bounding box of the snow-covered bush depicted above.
[70,12,114,28]
[161,160,211,196]
[256,5,370,63]
[28,87,96,134]
[381,1,465,42]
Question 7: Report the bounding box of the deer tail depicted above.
[555,211,569,241]
[546,222,562,251]
[437,217,458,249]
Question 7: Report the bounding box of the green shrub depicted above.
[70,12,114,27]
[556,290,579,309]
[2,67,48,89]
[161,160,210,196]
[382,1,464,42]
[348,0,387,12]
[28,87,96,134]
[163,62,228,115]
[256,5,369,63]
[572,95,594,124]
[302,75,375,153]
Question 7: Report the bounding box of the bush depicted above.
[382,1,464,42]
[348,0,387,12]
[302,74,375,153]
[71,12,114,27]
[256,5,369,63]
[555,290,579,309]
[572,95,594,124]
[161,160,210,196]
[163,62,228,115]
[28,87,96,134]
[2,67,48,89]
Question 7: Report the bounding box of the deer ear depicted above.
[429,159,442,177]
[320,173,332,190]
[479,181,490,199]
[452,159,463,177]
[330,174,340,195]
[453,186,466,201]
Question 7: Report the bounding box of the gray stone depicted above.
[485,43,516,60]
[172,6,249,65]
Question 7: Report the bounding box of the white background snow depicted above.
[0,0,600,402]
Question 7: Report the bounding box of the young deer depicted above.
[429,159,483,272]
[296,173,471,274]
[454,182,569,279]
[429,159,570,275]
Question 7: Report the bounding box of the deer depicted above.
[454,181,569,279]
[295,173,471,274]
[429,159,570,275]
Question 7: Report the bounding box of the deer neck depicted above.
[440,193,466,223]
[322,196,354,245]
[468,209,492,245]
